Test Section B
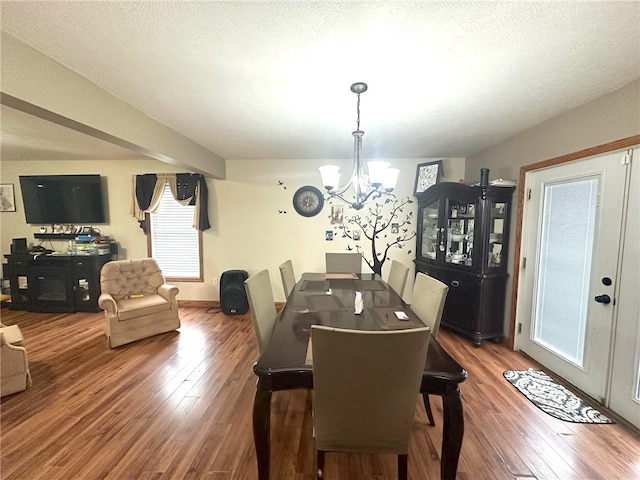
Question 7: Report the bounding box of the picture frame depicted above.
[330,205,344,225]
[325,230,334,241]
[413,160,443,196]
[0,184,16,212]
[352,230,361,241]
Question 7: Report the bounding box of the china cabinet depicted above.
[414,181,515,346]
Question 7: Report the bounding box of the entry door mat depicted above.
[503,370,614,424]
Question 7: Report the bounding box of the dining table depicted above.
[252,272,468,480]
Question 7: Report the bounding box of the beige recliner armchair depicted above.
[98,258,180,348]
[1,323,32,397]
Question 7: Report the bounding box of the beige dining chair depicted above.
[325,252,362,274]
[279,259,296,298]
[311,325,431,480]
[244,269,278,354]
[410,272,449,426]
[387,260,410,297]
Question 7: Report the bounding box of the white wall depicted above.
[1,156,464,302]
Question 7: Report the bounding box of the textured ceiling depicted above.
[1,1,639,162]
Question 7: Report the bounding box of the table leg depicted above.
[440,387,464,480]
[253,388,272,480]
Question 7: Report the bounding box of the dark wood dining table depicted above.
[252,272,467,479]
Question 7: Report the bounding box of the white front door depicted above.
[516,150,628,403]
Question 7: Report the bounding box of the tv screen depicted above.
[19,174,107,224]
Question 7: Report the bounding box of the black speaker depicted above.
[220,270,249,315]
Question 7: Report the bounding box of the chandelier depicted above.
[318,82,399,210]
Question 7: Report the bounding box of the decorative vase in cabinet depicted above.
[414,179,515,346]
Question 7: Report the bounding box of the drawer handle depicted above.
[451,280,460,287]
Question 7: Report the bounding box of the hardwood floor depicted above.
[1,306,639,479]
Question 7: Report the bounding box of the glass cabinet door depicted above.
[420,199,439,261]
[488,201,506,268]
[445,200,475,267]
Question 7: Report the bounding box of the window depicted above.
[149,183,202,281]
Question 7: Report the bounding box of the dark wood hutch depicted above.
[414,180,515,346]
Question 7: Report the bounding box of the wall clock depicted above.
[413,160,443,196]
[292,185,324,217]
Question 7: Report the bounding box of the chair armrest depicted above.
[157,284,179,303]
[98,293,118,313]
[1,333,29,368]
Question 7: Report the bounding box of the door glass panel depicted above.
[446,200,473,266]
[533,178,598,365]
[488,201,506,268]
[421,199,439,260]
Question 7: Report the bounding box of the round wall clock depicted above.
[292,185,324,217]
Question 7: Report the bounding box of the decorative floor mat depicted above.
[503,369,614,424]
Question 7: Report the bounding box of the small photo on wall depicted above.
[330,206,344,225]
[352,230,361,241]
[325,230,334,241]
[391,223,399,234]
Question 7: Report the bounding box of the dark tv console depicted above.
[4,253,111,313]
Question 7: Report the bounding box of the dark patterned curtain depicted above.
[175,173,210,231]
[134,173,211,232]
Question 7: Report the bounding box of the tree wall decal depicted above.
[336,197,416,276]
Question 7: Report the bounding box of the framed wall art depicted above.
[413,160,443,196]
[330,205,344,225]
[0,184,16,212]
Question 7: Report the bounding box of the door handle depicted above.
[594,294,611,304]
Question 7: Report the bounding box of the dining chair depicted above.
[311,325,431,480]
[387,259,410,297]
[410,272,449,426]
[244,269,278,354]
[279,259,296,298]
[325,252,362,274]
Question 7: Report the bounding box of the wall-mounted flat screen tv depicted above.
[19,174,108,224]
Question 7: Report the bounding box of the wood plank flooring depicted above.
[1,307,639,479]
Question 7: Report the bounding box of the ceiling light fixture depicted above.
[319,82,399,210]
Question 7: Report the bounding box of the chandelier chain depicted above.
[356,92,361,131]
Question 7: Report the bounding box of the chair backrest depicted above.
[244,269,278,354]
[325,252,362,274]
[411,272,449,338]
[387,260,409,297]
[279,260,296,298]
[311,325,431,454]
[100,258,166,300]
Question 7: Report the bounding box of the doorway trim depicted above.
[508,134,640,348]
